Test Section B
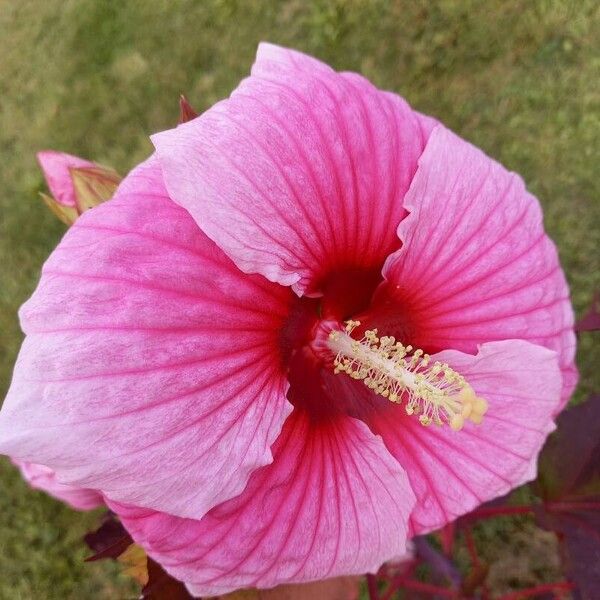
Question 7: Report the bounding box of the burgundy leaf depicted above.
[533,395,600,600]
[142,558,194,599]
[535,395,600,500]
[535,507,600,600]
[84,513,133,561]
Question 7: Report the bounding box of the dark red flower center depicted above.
[278,263,485,428]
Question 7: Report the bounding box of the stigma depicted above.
[327,321,488,430]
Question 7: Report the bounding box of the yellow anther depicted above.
[473,397,489,416]
[327,322,487,432]
[457,387,475,404]
[470,412,484,425]
[450,414,465,431]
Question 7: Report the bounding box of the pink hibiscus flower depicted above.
[0,44,576,595]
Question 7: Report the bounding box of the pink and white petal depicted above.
[379,126,577,407]
[369,339,561,535]
[12,460,103,511]
[111,410,415,596]
[152,43,433,295]
[0,157,293,520]
[37,151,95,207]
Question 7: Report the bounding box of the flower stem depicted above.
[464,527,480,567]
[439,523,455,555]
[393,578,455,598]
[366,574,380,600]
[464,527,491,599]
[547,500,600,512]
[498,581,574,600]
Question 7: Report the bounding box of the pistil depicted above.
[327,321,487,430]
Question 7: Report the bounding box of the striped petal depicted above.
[111,410,415,596]
[152,43,434,295]
[0,157,292,520]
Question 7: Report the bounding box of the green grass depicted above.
[0,1,598,597]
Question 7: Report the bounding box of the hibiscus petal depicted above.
[379,125,577,407]
[12,460,103,511]
[152,43,434,295]
[111,410,415,596]
[37,150,95,207]
[0,157,293,520]
[369,339,561,535]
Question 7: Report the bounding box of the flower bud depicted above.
[37,150,121,224]
[179,94,198,124]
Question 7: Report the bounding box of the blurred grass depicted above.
[0,0,598,597]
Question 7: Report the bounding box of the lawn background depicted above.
[0,1,598,598]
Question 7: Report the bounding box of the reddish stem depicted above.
[439,523,455,555]
[464,527,480,567]
[393,578,455,598]
[465,505,533,521]
[498,581,574,600]
[383,573,456,599]
[405,560,419,579]
[381,579,399,600]
[366,574,380,600]
[464,527,491,600]
[547,500,600,512]
[482,583,491,600]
